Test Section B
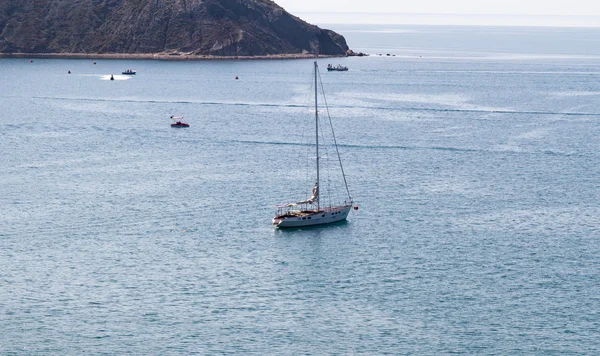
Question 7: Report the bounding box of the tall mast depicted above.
[314,61,320,211]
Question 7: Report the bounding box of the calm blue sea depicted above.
[1,25,599,354]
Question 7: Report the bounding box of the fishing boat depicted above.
[170,115,189,127]
[273,61,354,228]
[122,69,136,75]
[327,64,348,71]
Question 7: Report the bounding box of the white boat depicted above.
[327,64,348,71]
[273,61,354,228]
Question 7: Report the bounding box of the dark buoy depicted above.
[110,74,114,81]
[235,76,239,80]
[30,60,33,63]
[68,71,71,74]
[93,61,96,65]
[354,206,358,210]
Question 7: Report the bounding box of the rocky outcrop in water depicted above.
[0,0,349,57]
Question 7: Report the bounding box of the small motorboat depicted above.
[122,69,136,75]
[327,64,348,71]
[170,115,189,127]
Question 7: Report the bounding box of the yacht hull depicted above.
[273,205,352,228]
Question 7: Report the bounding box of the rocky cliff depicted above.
[0,0,349,57]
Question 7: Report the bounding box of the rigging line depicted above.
[315,70,335,208]
[318,106,334,208]
[304,70,316,192]
[318,114,332,207]
[317,67,352,202]
[292,70,314,197]
[291,66,315,200]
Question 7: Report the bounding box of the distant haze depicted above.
[275,0,600,16]
[291,13,600,28]
[274,0,600,27]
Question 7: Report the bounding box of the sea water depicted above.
[1,25,599,354]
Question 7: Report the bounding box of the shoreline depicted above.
[0,52,347,61]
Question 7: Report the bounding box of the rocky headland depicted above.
[0,0,352,59]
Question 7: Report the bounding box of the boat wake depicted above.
[99,74,132,81]
[30,96,600,117]
[226,139,585,158]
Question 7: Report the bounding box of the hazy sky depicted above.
[274,0,600,16]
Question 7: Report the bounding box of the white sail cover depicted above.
[293,183,319,205]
